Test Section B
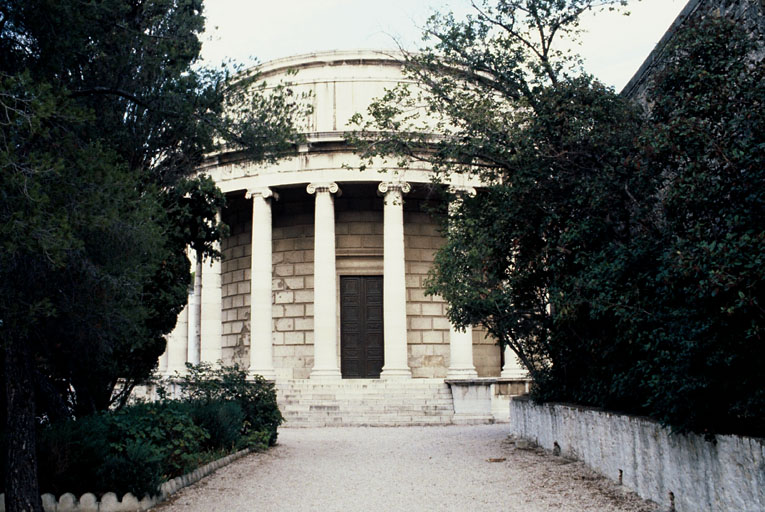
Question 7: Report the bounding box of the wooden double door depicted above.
[340,276,384,378]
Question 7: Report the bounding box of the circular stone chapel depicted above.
[157,50,528,425]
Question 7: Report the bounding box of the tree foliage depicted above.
[0,0,304,509]
[352,0,641,384]
[626,14,765,436]
[354,1,764,437]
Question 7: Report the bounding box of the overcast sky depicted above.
[200,0,687,91]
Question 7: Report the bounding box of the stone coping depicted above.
[510,395,662,426]
[444,378,497,385]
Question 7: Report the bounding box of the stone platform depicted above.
[276,379,473,427]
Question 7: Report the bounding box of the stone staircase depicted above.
[275,379,473,427]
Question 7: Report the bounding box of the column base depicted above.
[310,368,342,380]
[380,367,412,379]
[248,368,277,381]
[446,367,479,379]
[500,368,528,379]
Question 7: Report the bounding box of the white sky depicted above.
[200,0,687,91]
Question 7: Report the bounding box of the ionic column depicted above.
[307,182,342,379]
[165,306,189,375]
[501,345,527,378]
[200,235,222,365]
[187,249,201,365]
[379,180,412,379]
[247,187,277,380]
[446,186,478,378]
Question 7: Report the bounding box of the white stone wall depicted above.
[510,398,765,512]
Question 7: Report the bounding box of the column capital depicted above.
[448,185,477,198]
[378,180,411,195]
[306,182,340,195]
[246,187,278,201]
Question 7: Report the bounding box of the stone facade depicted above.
[159,50,523,393]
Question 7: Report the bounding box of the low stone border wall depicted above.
[510,397,765,512]
[0,448,251,512]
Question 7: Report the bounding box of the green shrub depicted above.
[178,362,283,445]
[110,401,208,477]
[36,414,111,496]
[98,439,163,498]
[188,400,245,451]
[238,430,270,452]
[35,401,207,497]
[26,364,282,498]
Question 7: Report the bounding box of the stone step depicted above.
[273,379,464,427]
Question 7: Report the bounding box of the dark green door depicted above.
[340,276,384,378]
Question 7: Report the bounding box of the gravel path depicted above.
[152,424,659,512]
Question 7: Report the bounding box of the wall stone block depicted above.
[283,277,304,289]
[406,303,422,315]
[284,331,305,344]
[410,317,432,330]
[294,263,313,276]
[294,290,314,303]
[275,318,294,331]
[295,238,313,250]
[422,330,445,344]
[274,291,294,304]
[432,317,452,330]
[295,317,313,331]
[421,303,443,316]
[274,264,294,277]
[284,304,305,317]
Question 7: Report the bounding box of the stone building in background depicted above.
[155,0,764,426]
[622,0,764,101]
[157,50,528,426]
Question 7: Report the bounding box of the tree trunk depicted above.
[4,336,43,512]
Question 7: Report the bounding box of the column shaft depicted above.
[200,245,222,365]
[248,188,276,379]
[501,345,527,378]
[165,306,189,375]
[379,181,411,379]
[445,186,478,379]
[308,183,342,379]
[187,250,202,365]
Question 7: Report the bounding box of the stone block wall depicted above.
[272,209,315,379]
[220,194,252,367]
[473,332,501,377]
[404,210,450,378]
[403,207,500,378]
